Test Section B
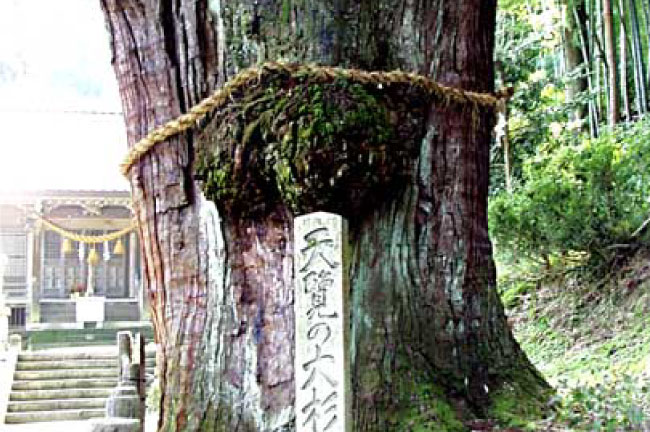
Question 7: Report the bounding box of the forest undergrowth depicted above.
[497,249,650,431]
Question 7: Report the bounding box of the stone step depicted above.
[4,408,105,423]
[14,368,118,381]
[10,387,112,401]
[8,397,107,412]
[16,359,117,370]
[18,351,118,361]
[18,350,156,362]
[12,377,118,391]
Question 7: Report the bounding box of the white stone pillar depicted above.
[26,225,39,324]
[87,264,95,296]
[128,233,135,298]
[294,212,351,432]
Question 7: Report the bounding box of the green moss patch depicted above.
[394,385,465,432]
[194,71,430,218]
[488,379,551,430]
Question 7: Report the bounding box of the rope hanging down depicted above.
[38,216,136,244]
[120,62,511,177]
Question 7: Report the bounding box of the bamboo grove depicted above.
[493,0,650,194]
[498,0,650,137]
[490,0,650,274]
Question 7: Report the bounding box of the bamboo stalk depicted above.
[604,0,620,125]
[628,0,648,113]
[573,3,599,136]
[619,0,632,121]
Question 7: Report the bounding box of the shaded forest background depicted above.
[490,0,650,429]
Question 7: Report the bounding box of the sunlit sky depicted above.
[0,0,129,193]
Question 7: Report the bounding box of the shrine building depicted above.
[0,190,149,346]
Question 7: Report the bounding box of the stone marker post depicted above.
[117,331,133,380]
[294,212,351,432]
[96,331,143,432]
[8,334,21,351]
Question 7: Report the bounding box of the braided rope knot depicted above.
[120,62,508,177]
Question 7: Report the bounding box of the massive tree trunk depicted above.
[101,1,547,430]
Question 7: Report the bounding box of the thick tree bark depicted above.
[101,1,546,430]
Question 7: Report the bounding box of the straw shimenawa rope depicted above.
[38,216,136,244]
[120,61,509,177]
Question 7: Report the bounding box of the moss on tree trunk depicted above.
[101,0,550,430]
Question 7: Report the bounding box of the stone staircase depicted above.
[4,347,155,424]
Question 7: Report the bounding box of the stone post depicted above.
[98,331,144,432]
[106,368,140,419]
[90,419,140,432]
[294,212,351,432]
[106,332,140,419]
[8,334,22,351]
[117,331,133,382]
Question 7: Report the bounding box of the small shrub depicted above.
[489,119,650,272]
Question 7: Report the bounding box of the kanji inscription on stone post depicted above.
[294,212,351,432]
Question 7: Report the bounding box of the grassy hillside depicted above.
[498,250,650,430]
